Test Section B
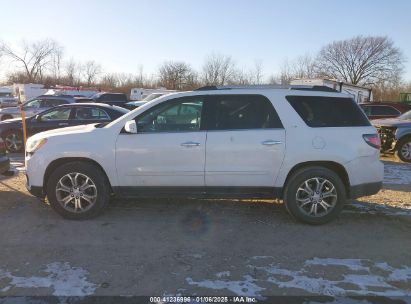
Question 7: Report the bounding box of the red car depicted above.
[360,102,411,120]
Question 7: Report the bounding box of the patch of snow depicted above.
[186,257,411,297]
[383,162,411,185]
[346,202,411,217]
[305,258,370,272]
[186,275,264,297]
[0,262,97,296]
[215,271,230,278]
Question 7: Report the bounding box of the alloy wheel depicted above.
[295,177,338,217]
[5,133,23,152]
[400,142,411,160]
[55,172,98,213]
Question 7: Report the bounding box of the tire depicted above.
[0,115,13,121]
[46,161,110,220]
[395,136,411,163]
[2,130,24,153]
[283,166,346,225]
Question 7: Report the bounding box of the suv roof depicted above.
[195,85,339,93]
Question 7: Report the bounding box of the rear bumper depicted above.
[0,155,10,174]
[349,181,382,199]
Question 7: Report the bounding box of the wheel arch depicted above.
[43,157,113,194]
[282,161,350,198]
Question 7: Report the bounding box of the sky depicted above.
[0,0,410,82]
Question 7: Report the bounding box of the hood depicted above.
[30,123,97,141]
[0,107,20,114]
[372,118,411,128]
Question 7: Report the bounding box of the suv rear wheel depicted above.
[395,136,411,163]
[284,166,346,225]
[46,161,110,220]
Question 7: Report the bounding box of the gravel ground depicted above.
[0,155,410,302]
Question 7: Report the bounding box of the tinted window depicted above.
[43,99,69,107]
[286,96,370,127]
[207,95,282,130]
[371,106,400,116]
[23,99,41,109]
[73,107,110,120]
[136,96,203,133]
[360,105,371,116]
[100,94,127,102]
[39,108,71,121]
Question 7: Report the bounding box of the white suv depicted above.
[25,85,384,224]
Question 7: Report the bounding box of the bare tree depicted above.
[63,58,83,86]
[82,60,102,86]
[202,53,236,86]
[252,59,264,85]
[158,61,197,90]
[316,36,404,85]
[277,54,318,84]
[0,39,62,83]
[49,45,64,81]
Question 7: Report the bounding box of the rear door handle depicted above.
[262,140,283,146]
[59,122,69,126]
[181,141,201,147]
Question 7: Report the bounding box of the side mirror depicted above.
[124,120,137,134]
[35,115,41,122]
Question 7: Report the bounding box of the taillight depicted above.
[363,134,381,149]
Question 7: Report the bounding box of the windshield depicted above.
[399,110,411,120]
[23,99,41,109]
[112,105,130,114]
[143,93,163,101]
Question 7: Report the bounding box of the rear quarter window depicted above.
[286,96,370,127]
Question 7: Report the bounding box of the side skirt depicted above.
[112,186,282,199]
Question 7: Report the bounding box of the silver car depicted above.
[0,96,76,121]
[373,110,411,162]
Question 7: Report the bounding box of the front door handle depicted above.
[59,122,69,126]
[262,140,283,146]
[181,141,201,147]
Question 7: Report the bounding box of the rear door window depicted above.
[206,94,283,130]
[370,106,400,116]
[73,107,111,120]
[286,96,370,127]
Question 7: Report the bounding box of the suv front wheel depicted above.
[284,166,346,225]
[46,161,110,219]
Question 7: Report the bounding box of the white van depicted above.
[130,88,176,100]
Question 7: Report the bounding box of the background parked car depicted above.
[372,110,411,162]
[124,93,167,110]
[360,102,411,120]
[91,92,128,107]
[0,94,18,109]
[0,103,129,152]
[0,95,84,121]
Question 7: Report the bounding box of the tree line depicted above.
[0,36,409,101]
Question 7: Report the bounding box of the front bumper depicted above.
[349,181,382,199]
[25,174,45,198]
[0,155,10,174]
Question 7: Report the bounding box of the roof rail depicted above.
[194,85,338,92]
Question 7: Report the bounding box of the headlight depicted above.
[26,138,48,153]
